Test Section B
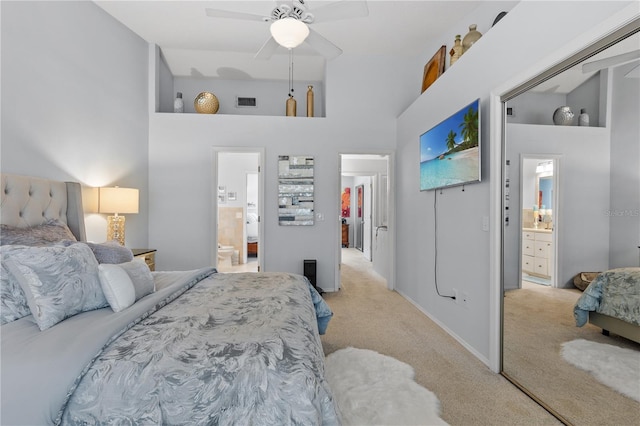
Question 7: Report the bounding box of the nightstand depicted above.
[131,249,157,271]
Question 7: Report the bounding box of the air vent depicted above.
[236,97,257,108]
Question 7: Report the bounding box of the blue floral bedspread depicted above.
[574,267,640,327]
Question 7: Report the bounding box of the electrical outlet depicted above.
[452,288,458,304]
[461,292,470,308]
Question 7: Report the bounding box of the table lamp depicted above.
[98,187,139,245]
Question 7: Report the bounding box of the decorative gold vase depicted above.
[306,85,314,117]
[194,92,219,114]
[286,95,297,117]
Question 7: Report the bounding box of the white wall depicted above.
[147,46,416,290]
[567,74,601,127]
[0,1,149,248]
[505,125,611,288]
[396,1,634,365]
[609,61,640,268]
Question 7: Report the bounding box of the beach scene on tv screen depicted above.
[420,99,479,191]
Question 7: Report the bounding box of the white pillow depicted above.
[98,264,136,312]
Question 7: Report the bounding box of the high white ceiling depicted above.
[94,1,638,90]
[94,0,491,81]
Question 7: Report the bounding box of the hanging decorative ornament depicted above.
[286,95,297,116]
[306,85,314,117]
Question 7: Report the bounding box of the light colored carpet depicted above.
[504,282,640,425]
[325,347,447,426]
[561,339,640,402]
[321,248,560,425]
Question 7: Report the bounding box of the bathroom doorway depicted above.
[520,155,560,288]
[213,148,264,273]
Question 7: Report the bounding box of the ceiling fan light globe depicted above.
[270,17,309,49]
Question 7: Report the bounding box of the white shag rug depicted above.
[324,347,448,426]
[561,339,640,402]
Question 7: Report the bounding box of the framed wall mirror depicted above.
[501,24,640,425]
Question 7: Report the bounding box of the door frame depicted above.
[519,154,561,289]
[336,152,395,291]
[212,147,265,271]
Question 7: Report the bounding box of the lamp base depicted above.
[107,215,126,246]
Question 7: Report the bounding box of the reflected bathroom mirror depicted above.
[502,28,640,425]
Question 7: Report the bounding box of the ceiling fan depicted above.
[205,0,369,60]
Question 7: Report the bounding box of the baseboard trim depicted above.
[395,289,491,368]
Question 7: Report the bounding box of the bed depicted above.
[0,173,339,425]
[573,267,640,344]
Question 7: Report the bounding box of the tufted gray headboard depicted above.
[1,173,86,241]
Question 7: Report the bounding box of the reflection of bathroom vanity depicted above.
[522,228,554,280]
[521,157,557,285]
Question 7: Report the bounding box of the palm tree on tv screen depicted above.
[446,130,457,152]
[460,106,478,146]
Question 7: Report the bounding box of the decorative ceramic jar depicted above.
[173,92,184,113]
[552,106,574,125]
[306,85,314,117]
[286,95,297,117]
[450,35,463,65]
[462,24,482,53]
[194,92,219,114]
[578,108,589,126]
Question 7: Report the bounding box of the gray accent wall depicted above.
[1,1,149,248]
[609,61,640,268]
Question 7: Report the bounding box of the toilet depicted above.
[218,244,234,269]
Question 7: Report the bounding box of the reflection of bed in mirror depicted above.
[247,212,258,256]
[574,268,640,344]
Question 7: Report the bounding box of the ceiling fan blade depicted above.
[255,37,280,60]
[305,28,342,59]
[205,8,269,22]
[308,0,369,23]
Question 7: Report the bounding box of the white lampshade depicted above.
[98,187,139,214]
[270,17,309,49]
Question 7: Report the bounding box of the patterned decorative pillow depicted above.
[0,246,31,325]
[59,240,134,264]
[118,259,155,301]
[0,219,77,246]
[3,243,108,330]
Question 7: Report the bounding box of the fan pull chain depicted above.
[289,49,294,98]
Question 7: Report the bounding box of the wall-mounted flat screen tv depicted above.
[420,98,481,191]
